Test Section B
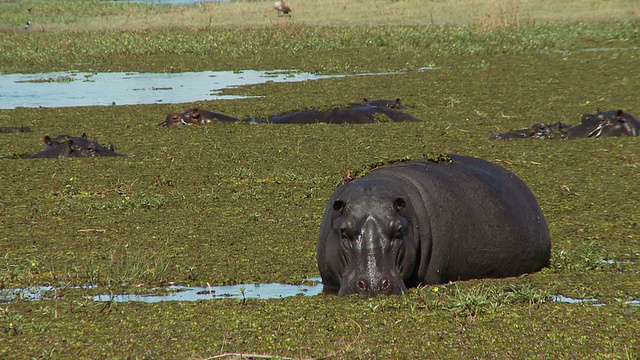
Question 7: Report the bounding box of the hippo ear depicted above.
[43,135,53,145]
[81,133,88,139]
[616,109,624,117]
[333,200,345,213]
[393,198,406,211]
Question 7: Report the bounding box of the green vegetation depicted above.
[0,0,639,358]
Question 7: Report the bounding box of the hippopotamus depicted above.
[0,126,32,133]
[264,102,422,124]
[158,109,240,126]
[490,110,639,140]
[317,154,551,296]
[354,98,407,110]
[2,134,130,158]
[489,122,570,140]
[565,109,640,138]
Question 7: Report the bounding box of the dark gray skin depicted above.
[160,99,421,126]
[0,126,32,133]
[489,122,570,140]
[1,134,129,159]
[355,98,407,110]
[317,155,551,296]
[158,109,240,126]
[566,109,640,138]
[492,110,639,140]
[267,104,422,124]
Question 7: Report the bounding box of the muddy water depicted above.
[0,70,346,109]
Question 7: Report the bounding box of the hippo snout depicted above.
[356,277,390,293]
[340,275,406,297]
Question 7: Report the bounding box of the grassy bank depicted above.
[1,0,639,31]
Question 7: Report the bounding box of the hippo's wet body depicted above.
[357,98,406,110]
[489,122,570,140]
[160,98,421,126]
[158,109,240,126]
[2,133,130,158]
[0,126,32,133]
[567,109,640,138]
[490,110,639,140]
[317,155,551,296]
[267,99,421,124]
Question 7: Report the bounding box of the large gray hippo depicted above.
[317,155,551,296]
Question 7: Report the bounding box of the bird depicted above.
[274,1,292,17]
[24,20,31,30]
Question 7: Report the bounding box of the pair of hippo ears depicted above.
[332,197,407,213]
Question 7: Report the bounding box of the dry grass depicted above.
[3,0,639,32]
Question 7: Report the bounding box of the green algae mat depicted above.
[1,2,639,358]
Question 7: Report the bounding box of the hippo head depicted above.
[159,113,188,127]
[530,123,550,139]
[321,189,418,296]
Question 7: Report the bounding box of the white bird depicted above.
[274,1,292,17]
[24,20,31,30]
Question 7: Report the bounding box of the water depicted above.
[0,279,324,303]
[3,283,639,305]
[94,280,324,302]
[0,70,345,109]
[0,284,97,302]
[552,295,603,306]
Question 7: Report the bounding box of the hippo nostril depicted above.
[357,279,368,291]
[380,279,390,290]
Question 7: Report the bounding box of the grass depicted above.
[0,0,638,31]
[0,0,639,358]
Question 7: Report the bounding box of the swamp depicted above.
[0,0,639,358]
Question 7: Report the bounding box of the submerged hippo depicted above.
[357,98,406,110]
[489,122,570,140]
[3,133,130,158]
[264,99,421,124]
[160,98,421,126]
[317,155,551,296]
[490,109,639,140]
[0,126,32,133]
[566,109,640,138]
[159,108,240,126]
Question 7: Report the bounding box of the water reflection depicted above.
[94,280,324,302]
[0,70,344,109]
[552,295,603,306]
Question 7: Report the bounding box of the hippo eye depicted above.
[390,222,403,240]
[394,226,403,240]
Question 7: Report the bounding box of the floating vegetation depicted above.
[15,75,76,83]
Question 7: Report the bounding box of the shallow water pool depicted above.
[0,70,345,109]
